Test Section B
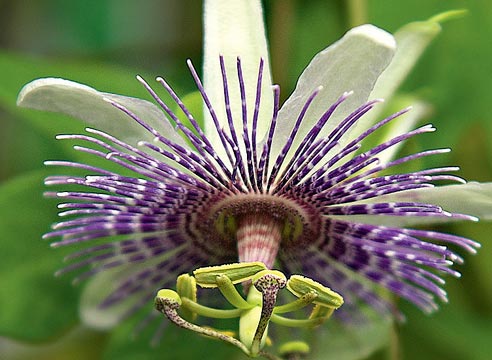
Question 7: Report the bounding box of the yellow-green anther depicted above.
[287,275,343,308]
[273,291,318,314]
[176,274,198,320]
[215,274,254,310]
[193,262,267,288]
[278,341,310,358]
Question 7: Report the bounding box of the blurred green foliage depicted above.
[0,0,490,359]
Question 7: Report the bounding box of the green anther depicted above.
[194,262,267,288]
[176,274,197,320]
[278,341,310,358]
[287,275,343,308]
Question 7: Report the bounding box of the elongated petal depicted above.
[17,78,187,148]
[335,182,492,227]
[271,25,396,169]
[203,0,274,151]
[384,182,492,220]
[351,17,441,135]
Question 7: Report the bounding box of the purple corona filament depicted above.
[45,57,479,327]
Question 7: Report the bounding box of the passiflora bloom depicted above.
[17,0,492,340]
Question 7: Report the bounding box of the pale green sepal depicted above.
[203,0,274,153]
[193,262,267,288]
[351,10,466,144]
[17,78,187,148]
[79,243,186,330]
[270,25,395,171]
[373,96,432,166]
[79,267,139,330]
[287,275,344,308]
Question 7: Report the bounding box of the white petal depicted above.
[17,78,187,148]
[335,182,492,227]
[271,25,396,169]
[350,18,442,137]
[380,182,492,220]
[203,0,274,154]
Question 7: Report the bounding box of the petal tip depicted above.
[349,24,396,50]
[17,77,95,108]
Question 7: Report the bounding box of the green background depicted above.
[0,0,491,359]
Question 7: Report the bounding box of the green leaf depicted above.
[399,300,492,360]
[102,318,248,360]
[0,51,160,170]
[0,325,108,360]
[309,318,393,360]
[0,170,81,340]
[0,51,152,135]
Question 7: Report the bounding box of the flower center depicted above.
[196,194,321,268]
